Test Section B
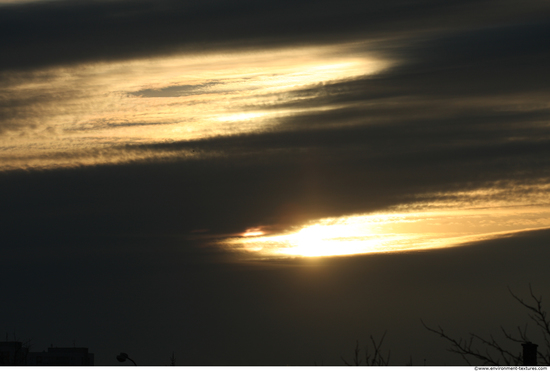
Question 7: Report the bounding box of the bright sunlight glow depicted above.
[222,187,550,259]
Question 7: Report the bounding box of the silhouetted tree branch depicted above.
[341,332,390,366]
[508,285,550,365]
[423,285,550,366]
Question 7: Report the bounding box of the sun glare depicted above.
[242,227,265,237]
[222,188,550,259]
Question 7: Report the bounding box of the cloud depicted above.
[130,81,224,98]
[0,43,388,169]
[1,0,550,265]
[1,0,549,71]
[2,14,550,236]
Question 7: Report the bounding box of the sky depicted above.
[2,0,550,366]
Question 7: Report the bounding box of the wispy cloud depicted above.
[0,44,388,170]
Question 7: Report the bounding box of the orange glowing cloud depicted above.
[242,227,266,237]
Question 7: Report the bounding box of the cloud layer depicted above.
[2,0,550,365]
[2,0,550,244]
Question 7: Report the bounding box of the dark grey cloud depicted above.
[99,18,550,229]
[3,16,550,247]
[1,0,549,71]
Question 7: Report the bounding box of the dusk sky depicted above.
[2,0,550,366]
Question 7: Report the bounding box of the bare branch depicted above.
[341,333,390,366]
[425,286,550,366]
[422,319,506,365]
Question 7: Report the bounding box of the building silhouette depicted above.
[0,342,28,365]
[0,342,94,366]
